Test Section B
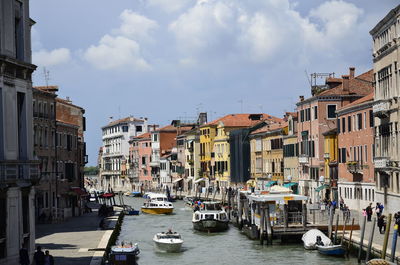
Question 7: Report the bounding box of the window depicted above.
[327,105,336,119]
[300,110,304,122]
[305,108,311,121]
[365,145,368,162]
[348,116,352,132]
[122,126,128,132]
[364,112,367,129]
[314,106,318,120]
[369,110,374,127]
[136,126,142,132]
[337,118,341,133]
[342,117,346,133]
[357,113,362,130]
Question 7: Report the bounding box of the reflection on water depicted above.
[118,198,358,265]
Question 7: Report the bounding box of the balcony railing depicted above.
[298,155,308,164]
[0,160,40,183]
[373,100,390,118]
[374,157,390,169]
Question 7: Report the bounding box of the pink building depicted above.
[130,132,153,190]
[296,67,373,202]
[337,93,375,210]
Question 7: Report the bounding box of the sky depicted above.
[30,0,398,166]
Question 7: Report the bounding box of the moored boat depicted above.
[109,242,140,265]
[141,193,174,214]
[153,230,183,252]
[192,201,229,232]
[317,245,345,256]
[302,229,332,250]
[124,206,140,216]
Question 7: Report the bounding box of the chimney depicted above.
[299,95,304,102]
[342,75,349,92]
[349,67,355,79]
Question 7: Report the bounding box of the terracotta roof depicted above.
[34,85,59,92]
[106,116,145,127]
[56,97,85,110]
[318,69,373,97]
[251,121,288,135]
[156,125,194,132]
[337,92,374,111]
[203,113,282,128]
[136,132,151,139]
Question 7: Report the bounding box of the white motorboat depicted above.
[141,193,174,214]
[302,229,332,250]
[192,201,229,232]
[153,230,183,252]
[109,242,140,265]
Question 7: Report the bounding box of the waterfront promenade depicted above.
[35,211,109,265]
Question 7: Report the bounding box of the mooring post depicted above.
[283,204,288,230]
[381,213,392,260]
[334,214,339,244]
[259,203,265,245]
[340,217,347,245]
[328,206,334,239]
[366,217,376,262]
[390,223,398,262]
[266,203,272,245]
[302,203,307,229]
[347,218,355,255]
[358,215,367,263]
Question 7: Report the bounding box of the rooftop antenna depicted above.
[43,67,50,87]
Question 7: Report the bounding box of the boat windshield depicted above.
[204,203,222,211]
[159,235,181,239]
[156,197,168,201]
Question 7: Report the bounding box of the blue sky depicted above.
[30,0,398,166]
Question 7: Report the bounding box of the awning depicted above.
[265,181,277,187]
[172,178,183,183]
[100,192,115,198]
[283,182,298,188]
[315,184,329,192]
[194,178,206,184]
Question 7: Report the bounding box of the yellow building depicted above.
[283,113,299,192]
[250,122,288,189]
[200,114,281,188]
[322,129,338,201]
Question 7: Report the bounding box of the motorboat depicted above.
[317,245,345,256]
[123,206,139,216]
[302,229,332,250]
[124,191,141,197]
[153,230,183,252]
[192,201,229,232]
[109,242,140,265]
[141,193,174,214]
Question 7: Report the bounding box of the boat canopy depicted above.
[283,182,298,188]
[265,181,277,187]
[247,193,308,203]
[315,184,329,192]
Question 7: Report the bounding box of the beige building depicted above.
[283,113,299,192]
[370,5,400,213]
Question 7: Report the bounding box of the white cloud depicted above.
[169,0,366,65]
[33,48,71,67]
[84,35,151,71]
[85,9,157,70]
[147,0,193,13]
[114,10,158,41]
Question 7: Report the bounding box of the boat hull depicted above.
[193,219,229,232]
[141,207,173,215]
[317,245,345,256]
[153,241,182,252]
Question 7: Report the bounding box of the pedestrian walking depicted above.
[19,246,29,265]
[44,250,54,265]
[33,246,45,265]
[376,203,384,218]
[366,203,373,221]
[377,215,386,234]
[395,211,400,236]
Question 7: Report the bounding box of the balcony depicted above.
[149,161,160,167]
[0,160,40,184]
[346,161,363,174]
[374,157,390,169]
[298,155,308,164]
[373,100,390,118]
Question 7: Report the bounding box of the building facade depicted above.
[337,93,375,210]
[283,113,299,192]
[0,0,38,263]
[370,5,400,214]
[100,117,148,191]
[297,68,373,203]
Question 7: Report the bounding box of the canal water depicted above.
[119,198,358,265]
